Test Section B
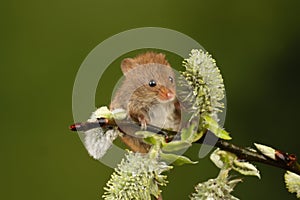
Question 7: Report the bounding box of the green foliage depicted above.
[210,148,260,178]
[160,153,197,166]
[190,148,262,200]
[181,123,205,143]
[136,129,198,166]
[202,115,231,140]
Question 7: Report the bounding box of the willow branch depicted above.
[198,133,300,175]
[70,118,300,176]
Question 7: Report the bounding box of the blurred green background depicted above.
[2,0,300,199]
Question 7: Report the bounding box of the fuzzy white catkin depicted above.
[84,128,118,160]
[83,108,119,160]
[190,169,241,200]
[285,171,300,198]
[103,151,172,200]
[181,49,225,122]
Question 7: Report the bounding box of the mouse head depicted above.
[121,52,176,103]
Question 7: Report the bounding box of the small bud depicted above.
[254,143,276,160]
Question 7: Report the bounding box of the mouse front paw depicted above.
[138,115,149,130]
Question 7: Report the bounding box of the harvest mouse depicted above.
[110,52,181,152]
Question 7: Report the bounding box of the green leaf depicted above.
[210,148,236,169]
[181,124,196,141]
[232,160,260,179]
[210,149,261,178]
[202,115,231,140]
[160,153,198,166]
[143,136,159,145]
[210,149,226,169]
[180,123,204,143]
[193,129,206,143]
[135,131,164,145]
[162,141,191,152]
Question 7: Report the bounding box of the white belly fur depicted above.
[148,102,178,131]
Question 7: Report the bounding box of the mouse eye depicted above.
[149,80,157,87]
[169,76,174,83]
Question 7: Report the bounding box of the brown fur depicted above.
[121,52,170,74]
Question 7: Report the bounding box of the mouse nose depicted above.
[158,87,175,101]
[166,91,175,99]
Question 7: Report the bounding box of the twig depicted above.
[69,119,300,175]
[215,137,300,175]
[70,118,174,140]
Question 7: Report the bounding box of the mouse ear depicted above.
[121,58,135,75]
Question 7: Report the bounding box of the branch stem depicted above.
[214,138,300,175]
[70,119,300,175]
